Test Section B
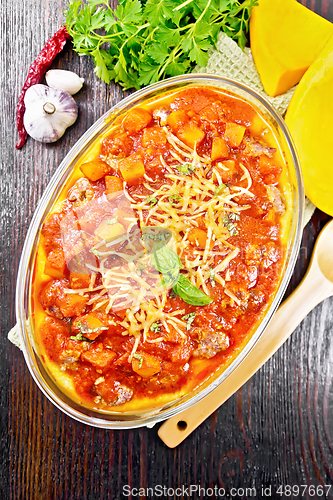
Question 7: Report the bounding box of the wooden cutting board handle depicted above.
[158,253,333,448]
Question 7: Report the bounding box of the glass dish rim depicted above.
[15,73,304,429]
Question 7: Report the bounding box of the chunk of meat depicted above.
[266,185,285,215]
[101,131,133,158]
[41,316,86,365]
[81,343,116,369]
[242,136,276,157]
[261,241,281,269]
[40,316,69,362]
[153,108,170,126]
[95,377,133,405]
[41,213,63,254]
[193,328,230,358]
[67,178,95,207]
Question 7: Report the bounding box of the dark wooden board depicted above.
[1,1,332,499]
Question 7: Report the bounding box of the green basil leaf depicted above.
[173,274,213,306]
[150,242,181,288]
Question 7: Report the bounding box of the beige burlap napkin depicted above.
[8,33,316,350]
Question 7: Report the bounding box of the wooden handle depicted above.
[158,264,333,448]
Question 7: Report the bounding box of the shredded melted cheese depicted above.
[63,127,255,359]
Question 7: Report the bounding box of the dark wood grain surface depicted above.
[1,1,333,499]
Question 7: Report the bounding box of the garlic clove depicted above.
[45,69,84,95]
[23,84,78,143]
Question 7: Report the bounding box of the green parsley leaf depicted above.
[65,0,257,89]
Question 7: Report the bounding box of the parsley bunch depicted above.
[65,0,257,90]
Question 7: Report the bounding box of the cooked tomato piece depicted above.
[141,127,166,147]
[118,154,145,185]
[188,228,208,249]
[80,159,110,182]
[105,175,123,195]
[211,137,229,161]
[224,122,246,147]
[40,279,88,317]
[131,352,161,378]
[122,108,153,134]
[69,272,91,289]
[44,248,66,279]
[81,343,116,369]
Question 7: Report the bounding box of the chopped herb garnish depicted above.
[214,184,227,197]
[175,163,195,176]
[168,194,181,206]
[229,213,241,222]
[90,247,100,256]
[182,312,196,331]
[133,353,143,368]
[142,230,171,243]
[145,196,158,206]
[70,332,91,342]
[136,264,147,276]
[70,320,108,341]
[107,217,118,225]
[223,215,239,236]
[150,322,161,333]
[209,267,216,287]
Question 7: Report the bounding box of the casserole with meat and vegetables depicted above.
[31,84,293,412]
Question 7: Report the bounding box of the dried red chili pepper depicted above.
[16,25,72,149]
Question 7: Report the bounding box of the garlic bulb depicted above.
[45,69,84,95]
[23,84,78,143]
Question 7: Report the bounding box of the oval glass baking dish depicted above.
[16,74,304,429]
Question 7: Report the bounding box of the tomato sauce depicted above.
[32,86,291,411]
